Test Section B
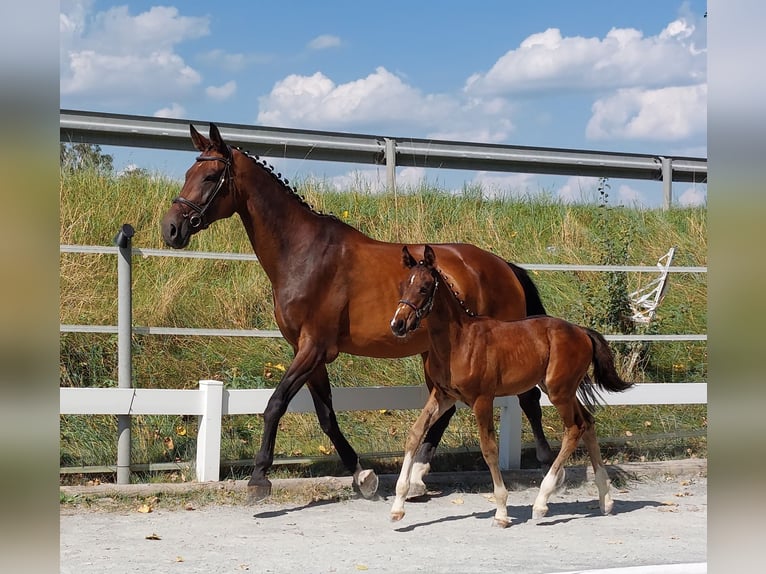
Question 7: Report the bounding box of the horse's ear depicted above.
[190,124,209,152]
[208,123,232,159]
[402,246,417,269]
[423,245,436,267]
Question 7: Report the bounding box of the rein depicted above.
[172,154,232,229]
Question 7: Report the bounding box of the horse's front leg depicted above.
[307,365,378,498]
[391,391,455,522]
[247,345,323,504]
[473,396,511,528]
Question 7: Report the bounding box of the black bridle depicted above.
[398,267,439,325]
[172,154,232,230]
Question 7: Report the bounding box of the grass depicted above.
[59,167,707,484]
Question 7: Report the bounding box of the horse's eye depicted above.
[419,287,430,295]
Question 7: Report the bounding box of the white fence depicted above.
[60,381,707,482]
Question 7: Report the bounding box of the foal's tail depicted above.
[585,328,634,394]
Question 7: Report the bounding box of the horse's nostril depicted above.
[169,223,177,238]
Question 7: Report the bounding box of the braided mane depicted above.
[433,267,477,318]
[233,145,339,221]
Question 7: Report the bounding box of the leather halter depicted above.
[171,154,231,229]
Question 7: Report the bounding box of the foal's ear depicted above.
[402,246,418,269]
[190,124,209,152]
[423,245,436,268]
[208,123,232,159]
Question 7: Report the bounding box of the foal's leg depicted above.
[247,345,323,503]
[532,398,584,519]
[473,396,511,528]
[408,360,454,498]
[580,416,613,515]
[391,391,456,522]
[307,365,378,498]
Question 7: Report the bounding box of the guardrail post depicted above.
[196,380,224,482]
[661,156,672,210]
[498,397,522,470]
[384,137,396,193]
[114,224,135,484]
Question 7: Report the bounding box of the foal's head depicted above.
[390,245,439,337]
[161,123,238,249]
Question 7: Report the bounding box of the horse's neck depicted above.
[427,273,471,343]
[234,155,332,279]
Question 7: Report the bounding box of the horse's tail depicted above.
[585,328,634,394]
[507,261,547,316]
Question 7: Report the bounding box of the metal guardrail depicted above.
[60,109,707,207]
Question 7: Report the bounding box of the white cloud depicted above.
[206,81,237,101]
[586,84,707,141]
[465,16,706,96]
[154,103,186,119]
[257,67,514,142]
[308,34,341,50]
[60,3,208,100]
[258,67,455,129]
[614,184,646,206]
[678,186,706,206]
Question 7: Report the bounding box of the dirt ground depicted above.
[60,460,706,574]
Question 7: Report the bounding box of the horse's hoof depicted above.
[601,499,614,515]
[355,469,379,499]
[246,482,272,504]
[531,506,548,520]
[405,481,427,500]
[492,518,511,528]
[390,511,405,522]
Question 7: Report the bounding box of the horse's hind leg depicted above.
[474,396,511,528]
[518,385,556,471]
[391,391,455,522]
[580,418,613,515]
[307,365,378,498]
[532,397,584,519]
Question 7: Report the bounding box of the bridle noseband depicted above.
[172,154,232,230]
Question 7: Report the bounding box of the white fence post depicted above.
[196,380,224,482]
[498,397,522,470]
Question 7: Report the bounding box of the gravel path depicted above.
[60,461,706,574]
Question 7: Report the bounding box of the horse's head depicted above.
[390,245,439,337]
[161,123,238,248]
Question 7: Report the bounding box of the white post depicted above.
[196,380,224,482]
[498,397,522,470]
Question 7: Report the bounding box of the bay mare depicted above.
[389,246,633,526]
[160,123,556,502]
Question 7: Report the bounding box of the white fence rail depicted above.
[60,381,707,482]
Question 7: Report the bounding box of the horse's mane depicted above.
[233,145,341,222]
[432,266,477,318]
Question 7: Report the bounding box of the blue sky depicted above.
[60,0,707,208]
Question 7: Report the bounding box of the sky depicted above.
[59,0,708,208]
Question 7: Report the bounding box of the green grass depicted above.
[59,168,707,483]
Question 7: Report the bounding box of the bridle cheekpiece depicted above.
[172,153,232,230]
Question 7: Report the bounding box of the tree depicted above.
[60,143,114,173]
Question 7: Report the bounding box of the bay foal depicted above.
[389,245,633,526]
